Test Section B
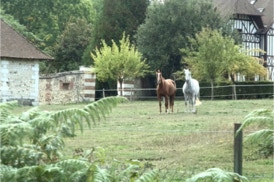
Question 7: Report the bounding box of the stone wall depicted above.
[0,59,39,105]
[39,67,96,104]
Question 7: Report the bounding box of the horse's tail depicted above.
[195,97,202,106]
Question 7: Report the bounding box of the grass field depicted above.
[22,99,274,181]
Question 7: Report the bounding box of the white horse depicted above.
[182,69,200,113]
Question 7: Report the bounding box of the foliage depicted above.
[1,0,95,52]
[91,33,150,95]
[50,18,92,72]
[87,158,158,182]
[0,97,158,181]
[186,168,248,182]
[136,0,230,77]
[1,148,158,182]
[1,0,97,73]
[237,109,274,158]
[89,0,149,51]
[0,96,135,181]
[82,0,149,80]
[0,8,43,48]
[180,28,267,99]
[197,81,273,100]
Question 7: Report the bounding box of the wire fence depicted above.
[96,83,274,101]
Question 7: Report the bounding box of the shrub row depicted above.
[198,81,273,99]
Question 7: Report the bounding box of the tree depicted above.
[51,18,92,72]
[91,33,150,96]
[136,0,230,77]
[180,28,266,100]
[237,109,274,158]
[1,0,95,52]
[83,0,149,66]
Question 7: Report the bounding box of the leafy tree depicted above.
[83,0,149,67]
[91,33,150,96]
[1,0,96,57]
[136,0,230,77]
[237,109,274,158]
[180,28,266,99]
[186,168,248,182]
[50,18,92,72]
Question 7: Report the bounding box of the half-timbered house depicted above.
[251,0,274,80]
[214,0,274,80]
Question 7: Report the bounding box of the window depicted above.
[61,82,70,90]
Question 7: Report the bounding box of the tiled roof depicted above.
[0,19,53,60]
[251,0,274,29]
[213,0,263,17]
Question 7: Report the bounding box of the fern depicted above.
[0,96,127,181]
[186,168,249,182]
[136,170,159,182]
[237,109,274,158]
[50,96,128,136]
[0,101,18,123]
[1,145,44,167]
[237,109,273,131]
[38,134,65,161]
[0,122,33,146]
[87,165,112,182]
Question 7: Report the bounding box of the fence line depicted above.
[98,84,274,91]
[96,83,273,100]
[78,127,261,136]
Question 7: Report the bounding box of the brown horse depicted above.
[156,71,176,113]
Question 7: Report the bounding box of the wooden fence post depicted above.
[234,123,243,175]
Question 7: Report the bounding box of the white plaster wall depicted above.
[0,59,39,105]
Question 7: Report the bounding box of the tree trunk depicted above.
[210,80,214,100]
[230,74,237,100]
[232,84,237,100]
[118,78,123,96]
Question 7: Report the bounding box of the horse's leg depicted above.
[158,97,162,113]
[188,96,193,112]
[170,95,174,113]
[184,95,188,112]
[164,96,168,113]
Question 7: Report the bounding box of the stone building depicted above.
[39,66,96,104]
[0,19,52,105]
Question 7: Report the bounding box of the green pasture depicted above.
[20,99,273,181]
